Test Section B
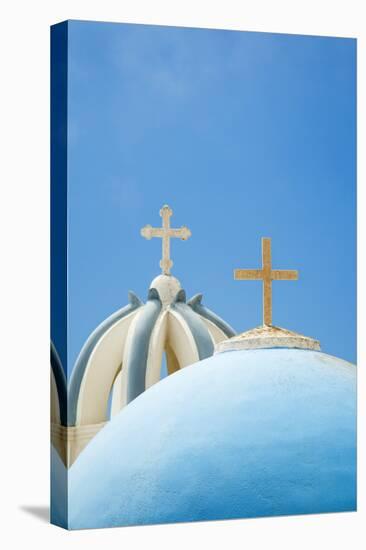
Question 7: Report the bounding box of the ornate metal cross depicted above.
[234,237,298,326]
[141,205,191,275]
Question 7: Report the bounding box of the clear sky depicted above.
[66,20,356,373]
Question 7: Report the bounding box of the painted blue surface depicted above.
[67,22,356,367]
[51,445,67,528]
[69,348,356,529]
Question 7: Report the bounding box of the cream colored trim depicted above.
[51,421,107,467]
[215,325,321,353]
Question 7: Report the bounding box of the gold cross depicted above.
[141,205,191,275]
[234,237,298,326]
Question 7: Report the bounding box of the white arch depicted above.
[118,310,143,409]
[198,315,229,345]
[75,310,139,425]
[166,309,200,369]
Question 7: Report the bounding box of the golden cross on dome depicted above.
[234,237,298,326]
[141,205,191,275]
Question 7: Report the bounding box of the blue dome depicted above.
[69,348,356,529]
[51,445,67,527]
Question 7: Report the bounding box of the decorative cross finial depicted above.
[234,237,298,326]
[141,205,191,275]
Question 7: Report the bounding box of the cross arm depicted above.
[234,269,263,280]
[271,270,298,280]
[140,225,164,240]
[168,227,192,240]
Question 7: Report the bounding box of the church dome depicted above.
[51,444,67,527]
[63,204,235,466]
[67,279,235,423]
[68,345,356,529]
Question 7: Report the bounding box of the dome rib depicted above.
[144,310,169,389]
[172,291,214,360]
[188,293,236,338]
[68,292,143,426]
[126,289,162,404]
[61,278,235,465]
[73,309,140,425]
[164,309,200,369]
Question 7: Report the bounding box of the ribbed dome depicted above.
[69,347,356,529]
[56,204,236,467]
[63,277,235,466]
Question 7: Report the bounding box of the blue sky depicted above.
[66,21,356,372]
